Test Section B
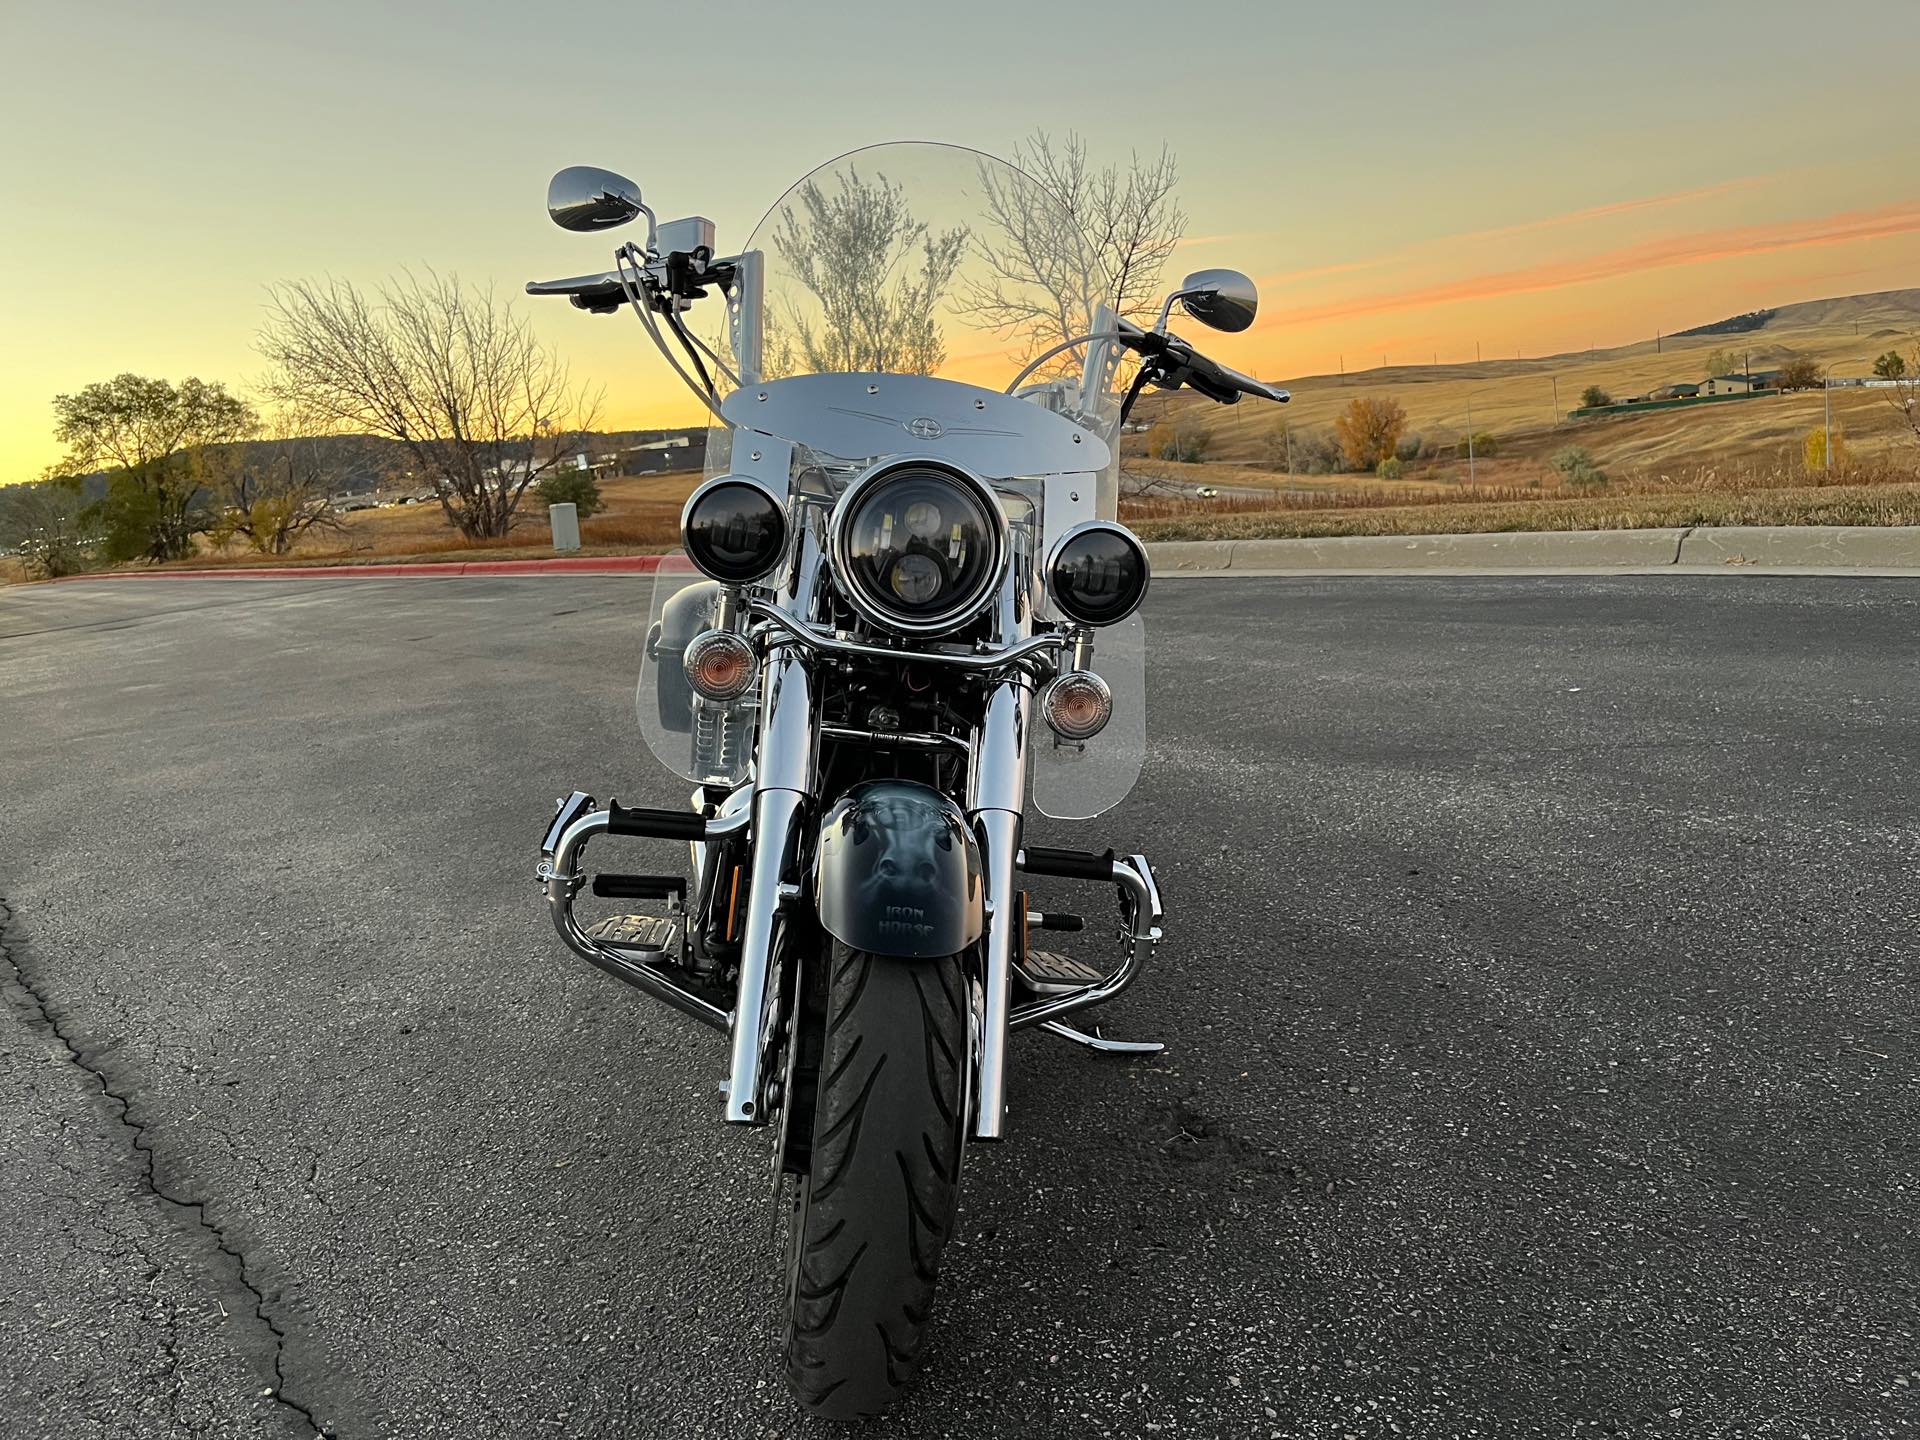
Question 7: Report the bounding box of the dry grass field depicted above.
[1124,472,1920,542]
[1133,288,1920,481]
[143,468,698,570]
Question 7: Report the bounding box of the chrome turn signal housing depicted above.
[1039,670,1113,742]
[683,629,758,701]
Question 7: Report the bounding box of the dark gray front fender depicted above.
[813,781,984,959]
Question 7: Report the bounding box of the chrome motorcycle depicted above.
[529,142,1284,1418]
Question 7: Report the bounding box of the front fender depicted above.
[814,780,984,959]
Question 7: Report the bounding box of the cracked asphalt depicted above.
[1,573,1916,1439]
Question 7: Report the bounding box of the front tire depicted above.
[783,942,966,1419]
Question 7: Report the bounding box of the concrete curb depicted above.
[1149,526,1920,574]
[1674,526,1920,568]
[48,554,668,582]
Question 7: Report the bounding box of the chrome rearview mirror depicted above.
[547,166,649,233]
[1167,268,1259,334]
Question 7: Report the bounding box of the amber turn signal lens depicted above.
[683,630,757,701]
[1039,670,1113,742]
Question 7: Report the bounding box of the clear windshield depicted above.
[708,142,1127,500]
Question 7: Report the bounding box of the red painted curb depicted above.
[48,555,668,582]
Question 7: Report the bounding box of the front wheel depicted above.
[782,943,966,1418]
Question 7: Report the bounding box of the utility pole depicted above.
[1551,375,1559,424]
[1823,366,1834,471]
[1466,395,1477,485]
[1476,340,1482,364]
[1656,329,1662,354]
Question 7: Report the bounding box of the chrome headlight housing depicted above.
[1043,520,1150,627]
[681,475,789,586]
[826,460,1009,636]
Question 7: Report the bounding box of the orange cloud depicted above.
[1244,178,1768,293]
[1256,199,1920,331]
[1445,176,1766,246]
[1257,258,1386,289]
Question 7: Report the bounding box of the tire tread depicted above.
[783,944,965,1418]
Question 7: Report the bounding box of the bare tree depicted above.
[965,131,1187,367]
[0,470,99,578]
[257,272,599,540]
[767,169,970,378]
[1886,342,1920,456]
[203,411,360,556]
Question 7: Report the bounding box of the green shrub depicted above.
[1549,444,1608,488]
[1580,385,1612,409]
[1394,433,1424,463]
[1375,456,1405,481]
[536,468,605,520]
[1456,431,1499,459]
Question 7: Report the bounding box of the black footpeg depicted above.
[584,913,684,960]
[1014,949,1112,996]
[591,873,687,902]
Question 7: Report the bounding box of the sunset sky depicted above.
[4,0,1919,482]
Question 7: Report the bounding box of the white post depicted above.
[549,502,581,553]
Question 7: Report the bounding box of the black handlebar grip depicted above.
[605,803,709,842]
[1019,846,1117,882]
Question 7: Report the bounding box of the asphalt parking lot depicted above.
[2,573,1916,1439]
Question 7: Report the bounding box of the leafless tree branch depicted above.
[256,272,601,540]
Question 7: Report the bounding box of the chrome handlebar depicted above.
[747,600,1065,676]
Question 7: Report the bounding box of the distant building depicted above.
[1650,382,1701,400]
[1701,371,1781,396]
[623,431,708,474]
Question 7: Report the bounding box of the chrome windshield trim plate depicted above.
[720,372,1111,476]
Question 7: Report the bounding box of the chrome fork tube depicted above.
[723,523,822,1125]
[968,571,1033,1141]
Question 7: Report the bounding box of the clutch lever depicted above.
[525,270,628,314]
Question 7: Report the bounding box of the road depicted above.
[2,574,1916,1439]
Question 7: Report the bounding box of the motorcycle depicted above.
[529,142,1285,1418]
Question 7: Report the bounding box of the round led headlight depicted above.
[1044,521,1150,627]
[681,476,789,586]
[827,461,1008,636]
[1040,670,1113,742]
[683,629,758,701]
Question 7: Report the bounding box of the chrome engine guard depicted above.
[1010,850,1163,1039]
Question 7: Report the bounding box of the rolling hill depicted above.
[1140,288,1920,478]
